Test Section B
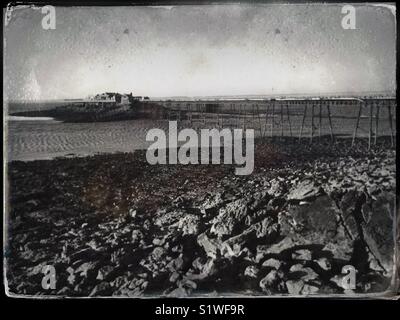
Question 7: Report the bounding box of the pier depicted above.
[143,97,396,149]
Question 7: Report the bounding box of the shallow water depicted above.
[6,119,169,161]
[6,114,396,162]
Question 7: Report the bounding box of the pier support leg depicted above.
[327,104,334,143]
[352,102,362,147]
[388,103,394,147]
[374,103,379,145]
[299,104,307,142]
[280,104,284,138]
[318,103,322,139]
[310,104,314,144]
[271,103,275,139]
[368,103,373,150]
[264,104,270,139]
[256,104,263,138]
[286,103,292,137]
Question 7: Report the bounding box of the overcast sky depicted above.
[3,4,396,100]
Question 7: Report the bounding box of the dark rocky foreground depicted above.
[5,137,397,297]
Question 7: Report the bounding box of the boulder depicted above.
[361,192,395,274]
[210,199,248,238]
[261,258,282,270]
[259,270,285,294]
[289,264,319,282]
[286,279,304,295]
[252,217,279,241]
[197,233,221,259]
[154,210,186,228]
[292,249,312,261]
[89,282,112,297]
[244,265,260,278]
[96,265,115,281]
[281,196,354,262]
[287,179,322,201]
[178,214,201,235]
[339,190,363,240]
[268,179,286,198]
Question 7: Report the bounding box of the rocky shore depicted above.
[5,137,397,297]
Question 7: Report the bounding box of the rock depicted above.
[301,283,319,295]
[368,253,384,272]
[358,272,392,293]
[289,264,319,282]
[244,265,259,278]
[89,282,111,297]
[153,237,166,246]
[197,233,221,259]
[26,262,49,277]
[330,274,351,291]
[171,244,183,253]
[70,248,99,262]
[186,258,219,280]
[286,279,304,295]
[192,257,207,271]
[261,258,281,270]
[178,278,197,290]
[199,192,224,211]
[131,230,144,245]
[167,255,184,272]
[151,247,166,261]
[259,270,285,294]
[128,278,148,291]
[252,217,279,240]
[219,217,278,258]
[248,191,269,211]
[199,259,219,279]
[140,246,169,275]
[210,199,248,237]
[178,214,201,235]
[112,278,149,296]
[155,210,186,228]
[268,179,286,197]
[75,262,98,278]
[169,272,180,283]
[284,196,337,235]
[128,208,137,218]
[255,238,297,263]
[339,190,363,240]
[287,179,322,201]
[361,192,395,274]
[168,287,190,297]
[292,249,312,261]
[221,228,254,258]
[96,265,114,281]
[57,287,70,295]
[315,257,331,271]
[67,266,75,285]
[142,219,151,231]
[361,202,372,224]
[281,196,354,262]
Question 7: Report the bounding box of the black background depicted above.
[2,0,399,315]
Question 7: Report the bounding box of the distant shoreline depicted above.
[9,101,167,123]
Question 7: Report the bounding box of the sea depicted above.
[5,100,395,162]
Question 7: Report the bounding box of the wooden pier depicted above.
[145,97,396,147]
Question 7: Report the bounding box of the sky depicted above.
[3,4,396,100]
